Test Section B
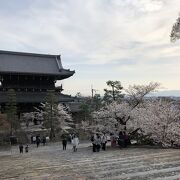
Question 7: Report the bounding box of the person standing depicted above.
[91,134,97,152]
[42,136,46,146]
[31,135,33,144]
[123,131,131,147]
[32,136,36,144]
[36,136,41,148]
[25,144,29,153]
[71,134,75,144]
[19,143,24,153]
[111,133,116,147]
[101,133,107,151]
[69,134,72,143]
[118,131,125,148]
[95,134,101,152]
[72,135,79,152]
[62,136,67,150]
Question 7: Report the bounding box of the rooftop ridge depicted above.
[0,49,61,58]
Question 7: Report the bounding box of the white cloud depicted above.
[0,0,180,95]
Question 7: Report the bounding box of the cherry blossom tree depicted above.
[81,82,180,147]
[86,99,180,147]
[89,101,132,134]
[35,103,73,140]
[112,82,160,130]
[82,82,160,133]
[125,82,160,108]
[130,100,180,147]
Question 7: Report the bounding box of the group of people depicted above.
[19,134,80,154]
[19,144,29,153]
[91,131,131,152]
[18,131,130,154]
[31,135,47,147]
[62,134,79,152]
[91,133,107,152]
[111,131,131,148]
[19,135,47,153]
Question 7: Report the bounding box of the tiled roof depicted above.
[0,50,75,79]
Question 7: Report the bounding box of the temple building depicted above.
[0,50,75,114]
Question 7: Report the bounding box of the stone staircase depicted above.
[0,142,180,179]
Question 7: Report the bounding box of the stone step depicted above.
[0,143,180,180]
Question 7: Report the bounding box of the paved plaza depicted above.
[0,142,180,180]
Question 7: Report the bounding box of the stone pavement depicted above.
[0,142,180,180]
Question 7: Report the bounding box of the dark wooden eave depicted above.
[0,91,74,103]
[0,50,75,80]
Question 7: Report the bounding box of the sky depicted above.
[0,0,180,96]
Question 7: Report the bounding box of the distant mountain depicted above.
[150,90,180,97]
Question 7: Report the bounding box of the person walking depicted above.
[72,135,79,152]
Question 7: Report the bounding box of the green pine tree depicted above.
[5,89,19,135]
[104,80,124,103]
[43,90,58,140]
[40,90,72,140]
